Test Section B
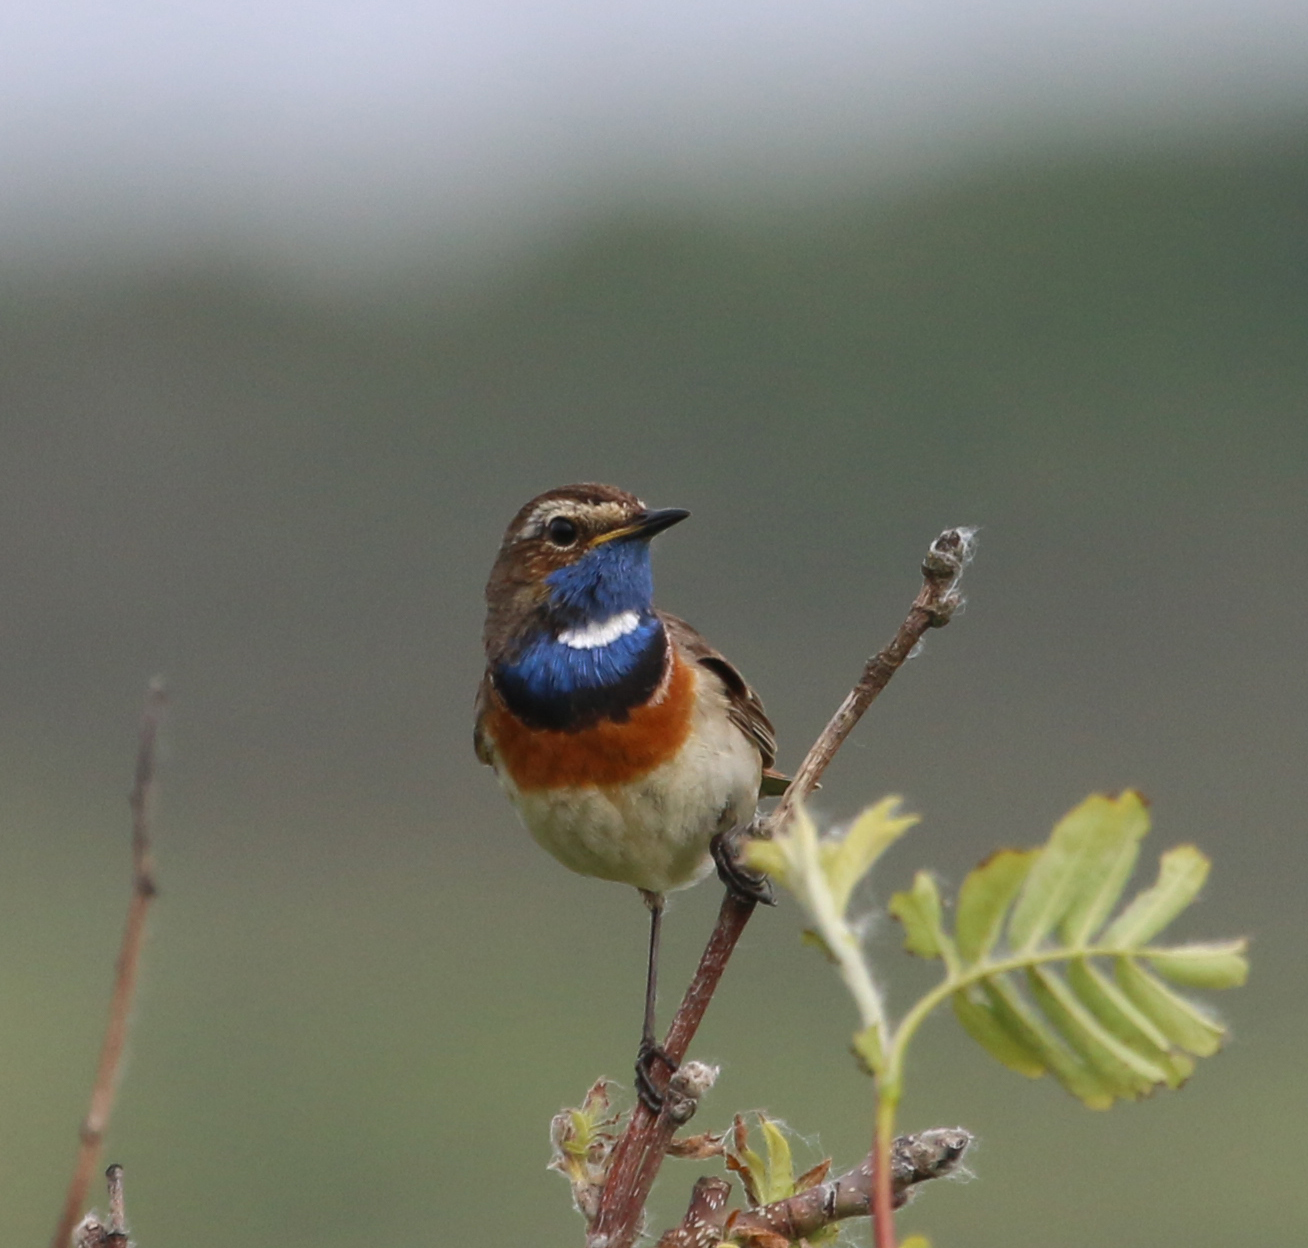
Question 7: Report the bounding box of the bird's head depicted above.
[484,483,688,653]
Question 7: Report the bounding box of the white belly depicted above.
[494,681,762,894]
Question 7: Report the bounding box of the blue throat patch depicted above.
[493,539,669,731]
[543,539,654,624]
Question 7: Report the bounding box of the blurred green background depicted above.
[3,11,1307,1245]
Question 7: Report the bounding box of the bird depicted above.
[474,483,779,1108]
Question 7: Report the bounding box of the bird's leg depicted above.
[711,826,775,906]
[634,889,677,1112]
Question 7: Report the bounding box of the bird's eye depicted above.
[546,516,579,547]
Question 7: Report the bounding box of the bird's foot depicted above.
[635,1037,678,1113]
[711,828,775,906]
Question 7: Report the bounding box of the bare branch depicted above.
[51,684,166,1248]
[726,1127,972,1246]
[764,526,975,834]
[591,530,976,1248]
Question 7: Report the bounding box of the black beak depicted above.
[629,507,690,540]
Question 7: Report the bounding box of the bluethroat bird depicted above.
[475,483,780,1108]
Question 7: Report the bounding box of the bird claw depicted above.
[635,1038,678,1113]
[711,829,775,906]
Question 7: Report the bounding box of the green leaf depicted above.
[759,1116,796,1204]
[851,1024,884,1076]
[1102,845,1211,946]
[889,870,952,961]
[955,848,1036,964]
[1027,966,1169,1095]
[743,796,917,921]
[1147,940,1249,989]
[728,1115,803,1209]
[888,792,1244,1111]
[1065,958,1194,1086]
[952,987,1046,1078]
[982,974,1116,1108]
[1115,956,1226,1057]
[1008,792,1147,952]
[1060,792,1149,944]
[742,837,791,882]
[824,797,920,917]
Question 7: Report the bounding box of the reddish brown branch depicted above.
[591,530,975,1248]
[654,1176,733,1248]
[765,527,974,837]
[51,684,166,1248]
[874,1108,897,1248]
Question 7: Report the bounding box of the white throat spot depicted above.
[558,610,642,650]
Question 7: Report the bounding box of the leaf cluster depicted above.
[752,790,1248,1109]
[888,791,1247,1107]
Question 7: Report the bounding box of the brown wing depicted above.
[658,611,777,770]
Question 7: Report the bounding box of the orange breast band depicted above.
[486,653,696,790]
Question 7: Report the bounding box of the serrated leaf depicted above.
[1066,958,1194,1086]
[983,978,1119,1104]
[937,794,1243,1108]
[1115,956,1225,1057]
[952,987,1046,1078]
[955,848,1037,964]
[743,798,917,923]
[983,974,1116,1108]
[824,797,920,917]
[1147,940,1249,989]
[1009,792,1147,952]
[1060,792,1149,944]
[1027,966,1168,1095]
[1102,845,1211,947]
[889,870,951,960]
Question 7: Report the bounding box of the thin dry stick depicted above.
[592,529,975,1248]
[51,682,166,1248]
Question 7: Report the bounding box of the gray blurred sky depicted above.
[4,0,1308,274]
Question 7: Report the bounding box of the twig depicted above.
[591,529,975,1248]
[654,1176,733,1248]
[654,1128,970,1247]
[726,1127,971,1246]
[51,683,166,1248]
[105,1164,127,1238]
[764,527,974,838]
[71,1165,132,1248]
